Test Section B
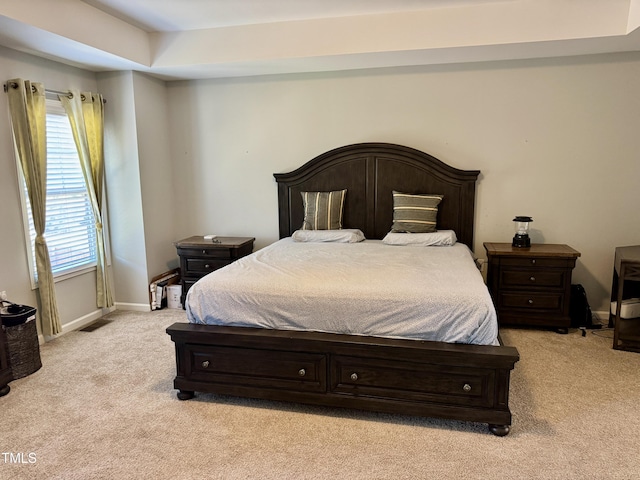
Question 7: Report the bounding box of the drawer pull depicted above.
[530,276,536,282]
[202,361,210,368]
[204,264,211,269]
[202,249,207,254]
[350,373,359,381]
[528,299,534,304]
[463,383,472,392]
[298,368,306,377]
[531,259,536,264]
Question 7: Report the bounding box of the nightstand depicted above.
[609,246,640,352]
[174,236,255,307]
[0,326,12,396]
[484,242,581,332]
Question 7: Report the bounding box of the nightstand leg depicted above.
[489,424,510,436]
[177,389,194,400]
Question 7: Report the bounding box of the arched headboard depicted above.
[273,143,480,248]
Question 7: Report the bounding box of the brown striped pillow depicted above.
[391,191,444,233]
[301,190,347,230]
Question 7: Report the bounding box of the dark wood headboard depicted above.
[273,143,480,248]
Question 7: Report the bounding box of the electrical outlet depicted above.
[0,291,7,301]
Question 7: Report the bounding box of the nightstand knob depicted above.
[528,299,534,304]
[531,259,536,264]
[530,276,536,282]
[202,361,210,368]
[350,373,359,381]
[298,368,306,377]
[463,383,472,392]
[202,249,207,254]
[205,264,211,269]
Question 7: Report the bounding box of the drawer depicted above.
[182,279,197,295]
[177,247,235,259]
[499,257,574,269]
[330,355,494,408]
[185,258,232,274]
[500,269,566,289]
[185,344,327,393]
[499,292,563,310]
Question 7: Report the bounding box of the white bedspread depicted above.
[186,238,499,346]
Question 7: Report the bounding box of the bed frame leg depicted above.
[177,390,194,400]
[488,424,510,436]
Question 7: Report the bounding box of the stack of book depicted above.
[149,269,180,310]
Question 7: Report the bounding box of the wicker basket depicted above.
[3,320,42,379]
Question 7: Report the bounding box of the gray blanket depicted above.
[186,238,499,346]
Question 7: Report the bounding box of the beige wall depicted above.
[132,72,179,278]
[1,43,639,329]
[97,70,149,309]
[167,53,640,313]
[97,70,178,308]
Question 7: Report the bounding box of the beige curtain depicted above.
[6,78,61,336]
[60,91,114,308]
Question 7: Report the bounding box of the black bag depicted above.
[569,284,593,328]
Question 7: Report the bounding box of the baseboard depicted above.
[114,302,151,312]
[592,310,610,327]
[40,306,117,344]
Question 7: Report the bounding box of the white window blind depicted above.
[22,99,97,281]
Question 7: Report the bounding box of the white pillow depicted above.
[382,230,457,246]
[292,229,365,243]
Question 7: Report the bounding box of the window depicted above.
[19,98,97,283]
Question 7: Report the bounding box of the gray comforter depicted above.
[186,238,499,346]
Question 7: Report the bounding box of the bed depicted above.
[167,142,520,436]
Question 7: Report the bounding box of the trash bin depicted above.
[0,302,42,379]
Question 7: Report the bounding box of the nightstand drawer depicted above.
[183,279,197,293]
[177,247,235,259]
[501,269,566,289]
[499,292,563,310]
[499,257,574,269]
[185,258,232,274]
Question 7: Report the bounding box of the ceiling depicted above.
[1,0,639,80]
[82,0,512,31]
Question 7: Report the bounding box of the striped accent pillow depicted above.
[301,190,347,230]
[391,191,444,233]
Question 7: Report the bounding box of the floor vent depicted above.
[79,319,112,332]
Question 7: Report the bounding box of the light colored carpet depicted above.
[1,309,639,479]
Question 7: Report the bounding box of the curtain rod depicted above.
[45,88,107,104]
[3,82,106,103]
